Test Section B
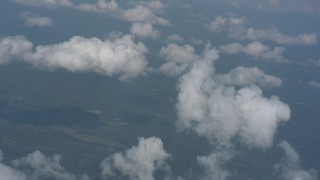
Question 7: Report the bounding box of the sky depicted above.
[0,0,320,180]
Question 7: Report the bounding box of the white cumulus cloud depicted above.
[120,5,170,25]
[100,137,171,180]
[172,44,290,179]
[0,35,33,64]
[130,23,160,39]
[158,43,200,76]
[11,151,86,180]
[0,35,148,80]
[0,149,88,180]
[176,46,290,148]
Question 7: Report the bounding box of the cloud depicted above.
[197,151,231,180]
[308,81,320,89]
[189,38,205,46]
[0,35,148,80]
[275,141,318,180]
[306,59,320,67]
[130,23,160,39]
[219,41,287,62]
[209,16,317,46]
[215,66,282,88]
[19,12,53,27]
[120,5,170,25]
[141,0,166,11]
[76,0,119,13]
[158,43,200,76]
[171,44,290,179]
[11,151,88,180]
[100,137,171,180]
[0,149,88,180]
[0,150,26,180]
[206,0,320,14]
[13,0,74,8]
[0,35,33,65]
[13,0,169,25]
[167,34,184,43]
[175,46,290,148]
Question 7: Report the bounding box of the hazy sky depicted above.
[0,0,319,180]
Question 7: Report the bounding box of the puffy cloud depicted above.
[130,23,160,39]
[215,66,282,88]
[0,150,26,180]
[172,45,290,179]
[308,81,320,89]
[159,43,199,63]
[158,43,199,76]
[197,151,231,180]
[19,12,53,27]
[100,137,171,180]
[11,151,86,180]
[121,5,170,25]
[219,41,287,62]
[0,35,148,80]
[0,150,88,180]
[176,46,290,148]
[275,141,318,180]
[209,16,317,46]
[0,35,33,64]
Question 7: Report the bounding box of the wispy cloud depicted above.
[13,0,169,39]
[275,141,318,180]
[207,0,320,14]
[219,41,287,63]
[209,16,317,46]
[19,12,53,27]
[308,81,320,89]
[215,66,282,88]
